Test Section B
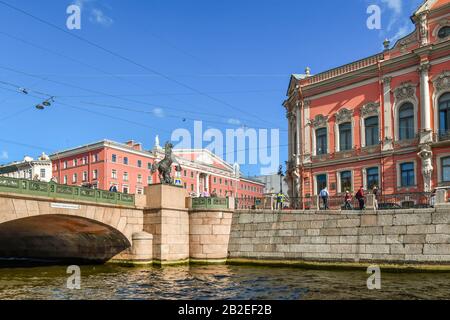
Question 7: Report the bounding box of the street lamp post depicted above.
[277,165,284,194]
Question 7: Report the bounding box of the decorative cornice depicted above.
[393,81,417,102]
[310,114,328,128]
[361,102,380,118]
[335,108,353,124]
[433,70,450,93]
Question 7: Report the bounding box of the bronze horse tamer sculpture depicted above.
[151,142,182,185]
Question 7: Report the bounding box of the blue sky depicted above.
[0,0,423,176]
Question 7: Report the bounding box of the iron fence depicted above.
[376,192,432,209]
[234,192,434,211]
[191,197,229,210]
[0,176,135,206]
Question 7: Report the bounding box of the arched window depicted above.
[365,116,379,146]
[339,123,352,151]
[438,26,450,39]
[316,127,327,155]
[439,93,450,138]
[398,103,414,140]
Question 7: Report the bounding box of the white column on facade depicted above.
[290,119,296,161]
[334,123,340,152]
[419,62,432,142]
[360,117,366,148]
[296,102,301,166]
[382,76,393,150]
[196,172,200,195]
[287,109,292,164]
[303,101,311,159]
[206,174,210,192]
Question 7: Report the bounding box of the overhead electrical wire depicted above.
[0,30,267,128]
[0,66,287,131]
[0,1,281,128]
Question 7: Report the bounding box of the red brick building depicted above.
[284,0,450,204]
[49,139,264,199]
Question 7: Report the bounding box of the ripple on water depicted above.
[1,264,450,300]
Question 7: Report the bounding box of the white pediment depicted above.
[196,152,214,165]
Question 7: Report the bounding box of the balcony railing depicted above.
[305,53,384,86]
[434,130,450,142]
[0,176,135,207]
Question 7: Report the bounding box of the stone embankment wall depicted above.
[227,207,450,264]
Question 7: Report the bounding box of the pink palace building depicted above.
[283,0,450,204]
[49,139,264,200]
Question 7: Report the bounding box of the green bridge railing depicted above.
[191,197,229,210]
[0,176,135,207]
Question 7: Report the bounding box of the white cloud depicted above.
[376,0,418,46]
[0,151,8,160]
[227,118,242,126]
[152,108,165,118]
[90,8,114,27]
[390,23,412,43]
[73,0,114,27]
[74,0,92,9]
[381,0,402,15]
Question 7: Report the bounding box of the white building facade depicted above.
[0,153,52,182]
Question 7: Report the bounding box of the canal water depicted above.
[0,264,449,300]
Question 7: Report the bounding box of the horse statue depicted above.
[151,141,182,184]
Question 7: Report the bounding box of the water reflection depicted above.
[0,264,449,300]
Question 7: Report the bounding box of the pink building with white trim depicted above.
[49,139,264,199]
[284,0,450,203]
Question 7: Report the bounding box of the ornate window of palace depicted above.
[310,114,328,156]
[337,170,352,193]
[314,173,327,195]
[438,26,450,39]
[363,167,380,190]
[393,82,418,142]
[334,108,353,152]
[360,102,380,147]
[438,93,450,137]
[398,103,415,140]
[315,127,327,155]
[339,123,352,151]
[441,157,450,183]
[399,162,415,187]
[364,116,379,146]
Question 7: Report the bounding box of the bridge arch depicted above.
[0,195,144,264]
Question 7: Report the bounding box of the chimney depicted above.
[133,143,142,151]
[126,140,134,147]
